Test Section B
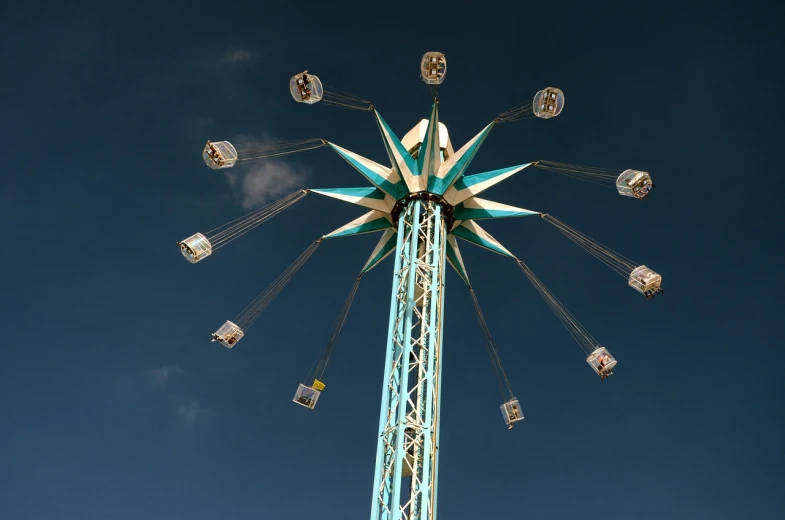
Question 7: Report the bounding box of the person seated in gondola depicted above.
[209,144,221,162]
[598,354,612,380]
[507,405,520,429]
[297,73,311,97]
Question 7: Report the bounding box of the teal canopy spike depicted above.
[444,163,531,206]
[361,229,398,274]
[373,110,418,192]
[326,142,408,199]
[450,220,515,258]
[322,210,393,239]
[452,197,539,221]
[418,101,441,181]
[309,187,392,213]
[430,121,496,195]
[445,234,470,285]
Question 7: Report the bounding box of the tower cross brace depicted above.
[371,198,447,520]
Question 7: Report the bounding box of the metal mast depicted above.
[371,196,447,520]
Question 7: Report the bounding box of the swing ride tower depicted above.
[178,52,665,520]
[369,128,449,520]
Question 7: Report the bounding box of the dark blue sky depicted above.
[2,1,784,519]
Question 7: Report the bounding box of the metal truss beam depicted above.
[370,198,447,520]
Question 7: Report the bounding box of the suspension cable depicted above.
[532,160,625,188]
[234,240,323,331]
[541,214,637,277]
[203,190,308,250]
[468,287,515,401]
[426,82,439,100]
[307,274,363,383]
[321,84,373,111]
[496,100,536,123]
[236,138,327,162]
[516,259,599,356]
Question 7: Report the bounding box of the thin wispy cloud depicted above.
[127,46,260,106]
[149,364,184,386]
[223,134,311,209]
[225,161,309,209]
[177,400,209,426]
[128,365,211,427]
[222,49,258,65]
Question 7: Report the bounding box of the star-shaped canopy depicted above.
[310,101,539,284]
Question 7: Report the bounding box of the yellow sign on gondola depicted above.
[312,379,326,391]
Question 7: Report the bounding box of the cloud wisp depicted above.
[222,49,258,65]
[149,364,184,386]
[225,160,310,209]
[223,134,312,209]
[127,45,260,108]
[142,364,211,426]
[177,400,209,426]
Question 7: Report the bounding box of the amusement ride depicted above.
[177,52,663,520]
